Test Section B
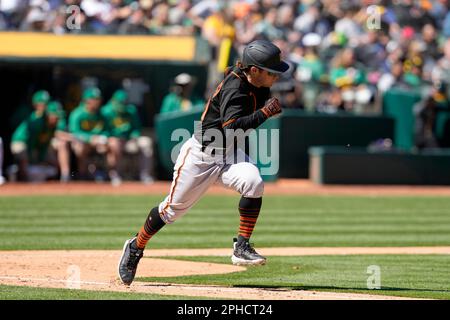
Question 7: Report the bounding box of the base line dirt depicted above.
[1,248,448,300]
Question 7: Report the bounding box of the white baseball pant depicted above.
[158,136,264,224]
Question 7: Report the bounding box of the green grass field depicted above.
[138,255,450,300]
[1,194,450,299]
[0,285,207,300]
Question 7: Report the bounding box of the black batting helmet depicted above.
[242,40,289,74]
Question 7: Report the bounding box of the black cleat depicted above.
[231,236,266,266]
[118,237,144,285]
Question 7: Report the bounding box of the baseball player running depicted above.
[118,40,289,285]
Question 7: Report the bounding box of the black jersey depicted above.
[194,66,271,150]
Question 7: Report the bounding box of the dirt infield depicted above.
[1,179,450,196]
[2,248,448,300]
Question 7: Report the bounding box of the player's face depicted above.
[261,69,280,87]
[34,103,47,115]
[86,98,101,112]
[47,114,58,127]
[254,67,280,87]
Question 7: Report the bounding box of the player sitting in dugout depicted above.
[159,73,204,114]
[68,87,120,184]
[101,89,154,184]
[10,90,71,182]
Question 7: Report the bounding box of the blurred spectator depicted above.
[147,1,171,34]
[200,2,236,87]
[253,7,283,40]
[0,0,29,30]
[201,2,235,47]
[334,1,364,47]
[402,40,426,87]
[377,60,410,93]
[329,48,371,112]
[233,0,260,45]
[166,0,195,35]
[275,3,295,36]
[295,32,325,111]
[422,23,441,61]
[10,91,71,182]
[294,2,319,34]
[160,73,204,114]
[20,0,51,32]
[101,89,155,184]
[316,87,345,114]
[432,39,450,95]
[414,81,450,149]
[68,87,114,181]
[80,0,115,34]
[1,0,450,120]
[356,29,388,71]
[444,7,450,38]
[118,4,149,35]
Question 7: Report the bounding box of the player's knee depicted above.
[51,138,68,150]
[11,142,27,155]
[243,174,264,198]
[137,136,152,157]
[72,142,88,156]
[158,202,188,224]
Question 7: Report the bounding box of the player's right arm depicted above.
[11,119,30,143]
[220,90,281,131]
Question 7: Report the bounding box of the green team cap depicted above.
[82,87,102,100]
[112,90,128,103]
[32,90,50,105]
[47,101,63,116]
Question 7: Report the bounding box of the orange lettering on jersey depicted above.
[201,81,224,122]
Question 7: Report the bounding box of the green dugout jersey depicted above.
[160,93,204,114]
[68,104,108,142]
[101,103,141,139]
[11,111,66,163]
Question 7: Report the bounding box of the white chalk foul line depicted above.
[0,276,110,287]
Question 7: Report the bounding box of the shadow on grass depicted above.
[232,284,450,294]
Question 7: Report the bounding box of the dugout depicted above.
[309,146,450,185]
[0,32,210,176]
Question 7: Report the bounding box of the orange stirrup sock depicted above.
[136,207,166,249]
[238,197,262,239]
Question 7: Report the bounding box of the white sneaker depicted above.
[231,237,266,266]
[0,176,5,186]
